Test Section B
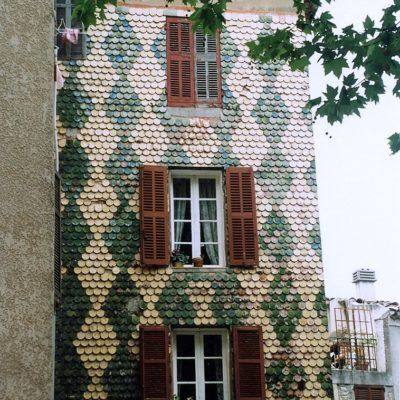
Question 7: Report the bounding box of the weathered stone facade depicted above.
[56,4,331,400]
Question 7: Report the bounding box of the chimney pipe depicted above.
[352,269,376,301]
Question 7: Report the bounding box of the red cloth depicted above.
[61,28,79,45]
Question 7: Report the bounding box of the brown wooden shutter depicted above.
[355,387,384,400]
[370,388,385,400]
[140,165,170,266]
[233,326,265,400]
[355,387,370,400]
[54,172,62,305]
[226,167,258,266]
[166,17,195,107]
[140,326,170,400]
[195,29,221,106]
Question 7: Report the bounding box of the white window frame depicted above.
[170,170,225,268]
[172,329,230,400]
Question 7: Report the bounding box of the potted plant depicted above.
[193,256,203,268]
[171,249,188,268]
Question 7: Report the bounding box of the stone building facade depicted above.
[55,2,332,399]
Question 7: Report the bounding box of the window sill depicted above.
[172,267,226,273]
[167,107,222,119]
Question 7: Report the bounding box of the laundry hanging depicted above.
[61,28,79,45]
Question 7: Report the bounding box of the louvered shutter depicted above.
[226,167,259,266]
[233,326,265,400]
[140,326,170,400]
[166,18,195,107]
[140,165,170,266]
[54,172,62,305]
[355,387,385,400]
[355,387,370,400]
[370,388,385,400]
[195,29,221,105]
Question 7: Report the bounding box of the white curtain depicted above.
[200,199,218,265]
[174,200,187,245]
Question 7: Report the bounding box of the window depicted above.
[170,170,224,268]
[166,17,221,107]
[354,386,384,400]
[139,165,258,268]
[172,330,229,400]
[333,306,377,371]
[140,326,265,400]
[56,0,86,60]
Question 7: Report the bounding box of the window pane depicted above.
[56,6,66,25]
[178,384,196,400]
[174,244,192,262]
[201,244,219,265]
[204,359,223,381]
[174,178,191,198]
[199,178,216,198]
[175,222,192,242]
[200,222,218,242]
[177,359,196,382]
[204,335,222,356]
[174,200,191,220]
[200,200,217,220]
[177,335,195,357]
[205,384,224,400]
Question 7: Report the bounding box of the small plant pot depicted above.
[193,257,203,268]
[173,261,184,268]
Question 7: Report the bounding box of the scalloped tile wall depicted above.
[55,6,332,400]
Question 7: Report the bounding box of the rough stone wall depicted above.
[0,1,55,399]
[56,5,331,400]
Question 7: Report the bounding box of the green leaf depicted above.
[388,133,400,154]
[393,80,400,98]
[290,56,309,71]
[324,58,348,78]
[307,97,322,108]
[363,16,374,31]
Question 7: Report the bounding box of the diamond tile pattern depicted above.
[56,6,331,400]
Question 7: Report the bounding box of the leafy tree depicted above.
[73,0,400,154]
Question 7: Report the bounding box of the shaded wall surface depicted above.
[0,0,55,399]
[56,5,331,400]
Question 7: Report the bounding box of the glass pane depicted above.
[200,222,218,242]
[71,16,83,28]
[174,178,191,198]
[56,7,66,25]
[199,178,216,198]
[204,335,222,356]
[201,244,219,265]
[174,200,191,220]
[177,335,195,357]
[178,384,196,400]
[177,359,196,381]
[200,200,217,220]
[205,384,224,400]
[204,359,223,381]
[174,244,192,262]
[175,222,191,242]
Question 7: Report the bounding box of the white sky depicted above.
[309,0,400,302]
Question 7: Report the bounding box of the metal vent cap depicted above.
[352,268,376,283]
